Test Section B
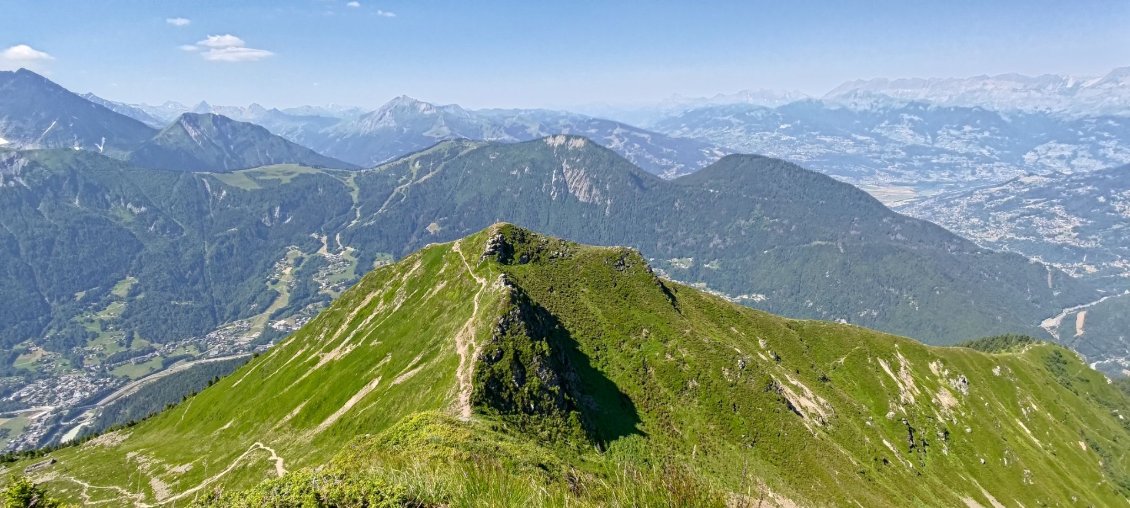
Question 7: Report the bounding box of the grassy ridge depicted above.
[21,239,493,503]
[12,224,1130,506]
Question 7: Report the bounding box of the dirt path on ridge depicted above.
[451,240,488,421]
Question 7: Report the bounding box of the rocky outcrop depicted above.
[471,274,591,441]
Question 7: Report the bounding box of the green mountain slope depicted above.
[0,150,354,351]
[2,140,1085,361]
[0,148,361,441]
[127,113,356,172]
[1048,292,1130,375]
[15,225,1130,506]
[341,137,1093,344]
[0,139,1100,451]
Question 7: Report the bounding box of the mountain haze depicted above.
[0,69,156,155]
[78,93,167,129]
[900,164,1130,291]
[94,92,731,178]
[127,113,356,172]
[301,95,731,177]
[652,100,1130,192]
[309,95,488,167]
[825,67,1130,116]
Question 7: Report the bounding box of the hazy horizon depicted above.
[2,0,1127,110]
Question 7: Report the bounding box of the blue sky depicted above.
[1,0,1127,109]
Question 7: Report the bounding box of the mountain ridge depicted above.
[86,90,732,178]
[340,136,1094,343]
[0,69,156,155]
[899,163,1130,375]
[0,137,1104,452]
[79,93,167,129]
[126,112,357,172]
[652,99,1130,191]
[824,66,1130,116]
[11,224,1130,506]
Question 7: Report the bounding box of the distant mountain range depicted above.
[305,97,731,176]
[79,92,167,129]
[0,70,352,172]
[824,67,1130,117]
[127,113,356,171]
[89,94,732,178]
[0,69,156,155]
[575,88,813,125]
[563,67,1128,194]
[3,71,723,177]
[40,65,1130,190]
[115,100,366,126]
[651,100,1130,193]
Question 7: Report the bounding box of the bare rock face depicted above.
[481,227,513,263]
[0,151,30,177]
[481,223,576,265]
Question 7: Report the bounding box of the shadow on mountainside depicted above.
[473,282,643,446]
[546,309,644,445]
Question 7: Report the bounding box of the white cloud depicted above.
[376,9,396,17]
[2,44,54,62]
[197,34,246,49]
[166,17,191,27]
[201,46,274,62]
[183,34,273,62]
[0,44,54,71]
[346,1,361,7]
